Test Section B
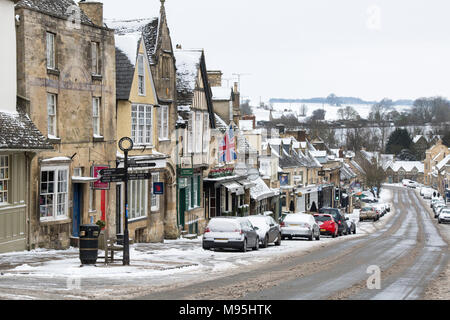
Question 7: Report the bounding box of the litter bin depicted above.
[79,224,100,265]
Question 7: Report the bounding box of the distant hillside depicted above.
[269,97,414,106]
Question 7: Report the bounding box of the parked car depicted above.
[360,206,378,221]
[202,217,259,252]
[319,207,348,236]
[314,214,338,238]
[435,206,447,219]
[438,209,450,224]
[433,203,446,216]
[402,179,418,188]
[373,203,387,217]
[247,215,281,248]
[281,213,320,241]
[344,215,357,234]
[432,199,445,211]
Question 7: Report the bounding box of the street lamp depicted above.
[118,137,133,265]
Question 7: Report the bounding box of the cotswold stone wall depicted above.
[16,7,117,249]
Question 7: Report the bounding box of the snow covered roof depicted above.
[239,120,253,131]
[413,135,426,144]
[310,150,327,158]
[106,18,160,65]
[107,18,159,100]
[16,0,96,27]
[175,50,203,98]
[436,155,450,171]
[250,177,275,202]
[386,161,424,173]
[0,111,53,151]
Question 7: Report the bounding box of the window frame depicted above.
[151,172,160,211]
[137,54,146,96]
[39,165,69,221]
[158,105,169,140]
[47,93,57,137]
[46,32,56,70]
[91,41,100,75]
[92,97,101,137]
[0,155,10,205]
[131,104,153,146]
[128,171,148,221]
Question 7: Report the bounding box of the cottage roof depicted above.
[436,155,450,171]
[175,50,203,107]
[16,0,96,26]
[387,161,424,173]
[106,18,159,101]
[0,111,53,151]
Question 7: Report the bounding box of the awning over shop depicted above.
[222,181,245,195]
[251,177,275,202]
[239,179,257,189]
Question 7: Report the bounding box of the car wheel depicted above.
[275,233,282,246]
[262,235,269,248]
[438,219,442,224]
[254,237,259,251]
[309,231,314,241]
[353,228,356,235]
[315,232,320,241]
[241,239,247,252]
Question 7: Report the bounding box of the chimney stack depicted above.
[78,1,103,26]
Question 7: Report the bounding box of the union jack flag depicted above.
[219,125,237,163]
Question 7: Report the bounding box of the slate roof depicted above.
[106,18,159,101]
[115,48,135,101]
[175,50,203,107]
[16,0,95,26]
[0,112,53,151]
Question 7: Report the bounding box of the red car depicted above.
[314,214,338,238]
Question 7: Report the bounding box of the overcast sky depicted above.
[102,0,450,104]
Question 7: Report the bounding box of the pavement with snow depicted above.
[0,189,394,300]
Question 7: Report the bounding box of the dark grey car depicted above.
[202,217,260,252]
[319,208,348,236]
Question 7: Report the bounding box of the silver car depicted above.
[280,213,320,241]
[247,215,282,248]
[438,209,450,224]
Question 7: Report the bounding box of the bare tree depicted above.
[359,156,387,198]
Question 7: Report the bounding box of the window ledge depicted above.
[129,216,148,224]
[93,135,104,142]
[92,74,102,81]
[158,138,170,142]
[48,136,61,144]
[47,68,60,76]
[40,217,71,226]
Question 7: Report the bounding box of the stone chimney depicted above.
[207,70,222,87]
[78,1,103,27]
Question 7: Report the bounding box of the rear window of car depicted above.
[285,214,310,223]
[314,215,332,222]
[207,219,240,232]
[362,207,373,211]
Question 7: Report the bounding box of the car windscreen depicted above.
[361,207,373,211]
[314,215,332,222]
[207,219,239,232]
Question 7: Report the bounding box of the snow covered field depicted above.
[254,102,413,123]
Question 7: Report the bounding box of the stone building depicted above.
[412,135,428,160]
[175,49,216,234]
[424,140,449,188]
[15,0,117,249]
[0,0,53,253]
